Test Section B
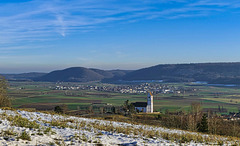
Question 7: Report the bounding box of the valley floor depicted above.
[0,109,238,146]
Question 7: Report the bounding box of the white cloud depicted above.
[0,0,240,50]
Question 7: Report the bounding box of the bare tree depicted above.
[0,76,11,107]
[87,105,94,114]
[100,107,104,114]
[188,102,202,131]
[191,102,201,114]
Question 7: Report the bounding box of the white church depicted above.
[133,91,153,113]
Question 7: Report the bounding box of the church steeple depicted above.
[146,91,153,113]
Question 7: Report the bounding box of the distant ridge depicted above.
[121,62,240,84]
[34,67,130,82]
[1,72,47,81]
[2,62,240,84]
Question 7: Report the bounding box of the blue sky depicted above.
[1,0,240,73]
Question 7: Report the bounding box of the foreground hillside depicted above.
[0,109,238,145]
[122,62,240,84]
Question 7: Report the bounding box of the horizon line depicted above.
[1,61,240,74]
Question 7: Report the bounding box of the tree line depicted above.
[156,103,240,137]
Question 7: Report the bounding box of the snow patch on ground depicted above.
[0,109,236,145]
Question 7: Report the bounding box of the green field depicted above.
[8,81,240,113]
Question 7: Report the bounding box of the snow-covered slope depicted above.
[0,109,237,146]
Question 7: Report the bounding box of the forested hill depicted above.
[2,63,240,84]
[121,62,240,84]
[33,67,131,82]
[1,72,47,81]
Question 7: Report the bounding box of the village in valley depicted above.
[53,82,196,94]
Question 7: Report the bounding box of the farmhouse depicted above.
[133,92,153,113]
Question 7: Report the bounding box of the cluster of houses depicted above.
[53,83,194,95]
[222,112,240,121]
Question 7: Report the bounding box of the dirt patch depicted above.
[86,93,114,98]
[133,96,146,99]
[9,92,40,97]
[60,98,102,103]
[19,103,59,111]
[202,108,227,113]
[160,96,185,100]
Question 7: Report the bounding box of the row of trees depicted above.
[83,100,136,115]
[156,103,240,137]
[157,112,240,137]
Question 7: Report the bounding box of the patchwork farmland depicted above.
[8,81,240,114]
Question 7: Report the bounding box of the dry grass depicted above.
[6,115,40,129]
[18,131,31,141]
[1,108,239,145]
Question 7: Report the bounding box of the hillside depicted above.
[34,67,108,82]
[0,109,237,145]
[3,62,240,84]
[34,67,130,82]
[121,62,240,84]
[1,72,46,81]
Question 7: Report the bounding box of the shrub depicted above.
[2,129,16,137]
[18,131,31,141]
[197,114,208,133]
[54,106,63,114]
[54,104,68,114]
[44,127,52,134]
[50,120,67,128]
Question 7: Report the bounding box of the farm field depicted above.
[8,81,240,113]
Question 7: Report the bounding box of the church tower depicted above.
[146,91,153,113]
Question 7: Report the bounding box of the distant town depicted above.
[53,83,198,95]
